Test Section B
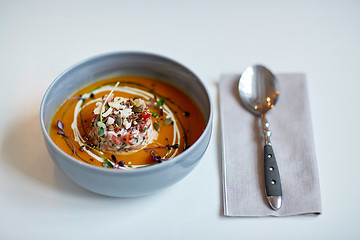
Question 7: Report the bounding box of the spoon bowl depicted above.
[238,64,283,211]
[238,65,279,115]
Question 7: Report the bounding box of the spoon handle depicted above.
[264,144,282,210]
[261,115,282,210]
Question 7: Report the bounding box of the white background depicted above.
[0,0,359,239]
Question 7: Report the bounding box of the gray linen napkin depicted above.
[220,73,321,217]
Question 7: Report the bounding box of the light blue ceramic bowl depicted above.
[40,52,213,197]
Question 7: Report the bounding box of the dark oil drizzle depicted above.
[79,102,89,138]
[61,99,77,120]
[61,136,90,164]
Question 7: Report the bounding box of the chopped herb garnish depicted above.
[156,97,165,107]
[120,143,127,149]
[115,117,122,127]
[132,106,143,113]
[164,118,173,125]
[153,122,160,131]
[163,150,171,159]
[87,86,100,93]
[149,109,159,117]
[103,158,114,168]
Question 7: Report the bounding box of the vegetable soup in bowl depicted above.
[40,52,213,197]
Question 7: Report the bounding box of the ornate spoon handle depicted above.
[261,114,282,210]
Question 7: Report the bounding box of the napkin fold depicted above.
[220,73,321,217]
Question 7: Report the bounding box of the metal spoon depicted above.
[238,64,282,210]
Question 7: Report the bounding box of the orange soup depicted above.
[50,76,206,169]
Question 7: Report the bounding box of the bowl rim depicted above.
[40,51,213,175]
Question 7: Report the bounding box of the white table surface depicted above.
[1,0,359,239]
